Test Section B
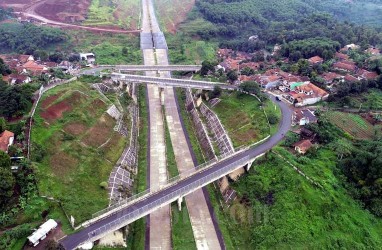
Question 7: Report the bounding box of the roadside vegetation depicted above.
[63,30,142,65]
[127,85,148,250]
[31,81,127,223]
[84,0,141,29]
[211,91,270,147]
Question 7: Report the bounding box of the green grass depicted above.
[31,81,127,223]
[58,30,142,65]
[263,97,282,135]
[84,0,141,29]
[167,34,218,64]
[211,92,269,147]
[126,85,148,250]
[175,88,238,248]
[175,88,206,163]
[230,147,382,248]
[171,203,197,250]
[326,111,375,139]
[163,107,179,178]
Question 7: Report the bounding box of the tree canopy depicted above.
[0,23,67,54]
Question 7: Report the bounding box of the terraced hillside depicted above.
[31,81,127,223]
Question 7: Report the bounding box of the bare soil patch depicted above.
[87,99,107,116]
[34,0,91,23]
[64,122,87,136]
[40,100,72,122]
[41,93,63,109]
[82,114,115,147]
[157,0,195,33]
[49,151,78,176]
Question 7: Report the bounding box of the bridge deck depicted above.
[60,95,293,250]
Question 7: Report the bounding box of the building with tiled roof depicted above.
[0,130,14,153]
[285,82,329,107]
[333,61,356,73]
[308,56,324,65]
[293,139,313,154]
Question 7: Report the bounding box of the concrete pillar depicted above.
[119,81,123,89]
[178,196,183,211]
[246,160,254,171]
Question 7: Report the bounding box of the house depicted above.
[286,82,329,106]
[0,130,14,153]
[321,72,342,84]
[365,47,381,55]
[357,69,379,80]
[80,53,96,64]
[335,52,349,61]
[295,109,317,125]
[293,139,313,154]
[308,56,324,65]
[344,74,359,82]
[340,44,360,52]
[332,61,356,73]
[7,74,32,85]
[22,60,48,75]
[27,219,58,247]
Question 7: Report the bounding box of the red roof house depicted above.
[0,130,14,153]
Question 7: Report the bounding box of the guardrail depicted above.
[87,155,251,242]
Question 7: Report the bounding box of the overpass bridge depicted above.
[59,95,293,250]
[111,73,236,90]
[99,64,201,71]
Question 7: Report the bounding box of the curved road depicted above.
[60,95,293,250]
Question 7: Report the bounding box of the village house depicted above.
[295,109,317,126]
[357,69,379,80]
[80,53,96,64]
[284,82,329,106]
[344,74,359,82]
[0,130,14,153]
[340,44,360,52]
[365,47,381,56]
[321,72,342,85]
[332,61,357,73]
[308,56,324,65]
[4,74,32,85]
[335,52,349,61]
[293,139,313,154]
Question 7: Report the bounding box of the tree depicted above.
[0,117,6,133]
[122,47,128,56]
[239,81,260,95]
[0,167,15,208]
[267,113,279,125]
[209,86,222,99]
[227,70,238,82]
[0,150,11,169]
[200,60,217,76]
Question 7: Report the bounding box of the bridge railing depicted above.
[91,145,253,221]
[87,155,251,242]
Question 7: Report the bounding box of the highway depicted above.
[60,95,293,250]
[111,73,237,90]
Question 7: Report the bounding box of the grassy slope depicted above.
[127,85,148,249]
[84,0,141,29]
[231,147,382,248]
[211,92,269,147]
[175,88,236,249]
[58,30,142,65]
[31,81,126,223]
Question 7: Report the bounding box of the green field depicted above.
[59,30,142,65]
[230,147,382,248]
[84,0,141,29]
[326,111,375,139]
[31,81,127,223]
[211,92,270,147]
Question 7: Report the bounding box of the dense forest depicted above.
[0,7,12,21]
[192,0,382,57]
[0,23,67,54]
[0,81,38,118]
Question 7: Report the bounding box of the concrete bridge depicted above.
[59,95,293,250]
[101,64,201,72]
[111,73,237,90]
